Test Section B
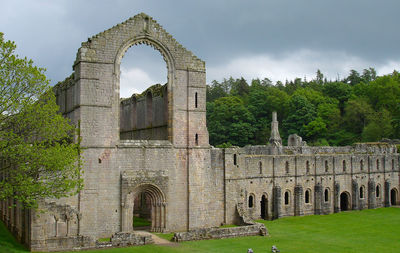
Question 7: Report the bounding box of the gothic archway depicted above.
[121,183,166,232]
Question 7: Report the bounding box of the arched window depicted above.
[325,160,329,172]
[233,154,237,165]
[376,185,380,198]
[376,159,380,170]
[195,92,198,108]
[324,189,329,202]
[195,133,198,146]
[305,189,311,204]
[285,161,289,173]
[343,160,346,172]
[248,195,254,208]
[306,160,310,174]
[259,161,263,174]
[284,191,290,205]
[359,186,365,199]
[360,160,364,171]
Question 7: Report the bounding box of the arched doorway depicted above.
[340,192,350,211]
[260,195,268,220]
[391,188,398,206]
[121,183,166,232]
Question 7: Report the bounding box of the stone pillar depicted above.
[352,180,359,210]
[272,185,281,219]
[294,185,304,216]
[334,182,340,213]
[314,183,322,215]
[269,112,282,146]
[368,179,376,209]
[384,180,391,207]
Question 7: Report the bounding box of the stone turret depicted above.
[269,111,282,146]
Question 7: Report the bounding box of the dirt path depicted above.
[135,231,178,246]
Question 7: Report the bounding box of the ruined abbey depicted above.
[1,13,399,252]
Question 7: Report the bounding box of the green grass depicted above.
[2,208,400,252]
[98,237,111,242]
[133,216,151,227]
[0,220,28,253]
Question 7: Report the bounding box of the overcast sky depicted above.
[1,0,400,96]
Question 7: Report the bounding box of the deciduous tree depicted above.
[0,33,82,208]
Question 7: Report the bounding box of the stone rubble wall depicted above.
[173,223,267,242]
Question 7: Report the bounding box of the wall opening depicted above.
[195,92,198,108]
[325,160,329,172]
[285,161,289,173]
[376,159,380,170]
[284,191,290,205]
[324,189,329,202]
[340,192,350,211]
[233,154,237,165]
[359,186,364,199]
[260,195,268,219]
[360,160,364,171]
[259,161,262,174]
[392,159,395,170]
[305,189,311,204]
[342,160,346,172]
[122,183,166,233]
[306,160,310,174]
[119,44,169,141]
[195,133,199,146]
[133,192,152,230]
[248,195,254,208]
[391,188,397,206]
[376,185,380,198]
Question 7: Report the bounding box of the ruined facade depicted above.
[0,13,399,252]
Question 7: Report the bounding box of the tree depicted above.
[0,33,82,208]
[283,94,317,139]
[207,96,256,147]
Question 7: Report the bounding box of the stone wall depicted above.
[173,223,267,242]
[215,142,399,223]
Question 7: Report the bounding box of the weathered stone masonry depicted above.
[0,13,399,252]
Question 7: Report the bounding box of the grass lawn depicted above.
[1,207,399,253]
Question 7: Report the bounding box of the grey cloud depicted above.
[1,0,399,85]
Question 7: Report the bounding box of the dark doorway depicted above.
[340,192,350,211]
[260,195,268,220]
[391,189,397,206]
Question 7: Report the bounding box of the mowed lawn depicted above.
[1,207,399,253]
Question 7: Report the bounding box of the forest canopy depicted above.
[206,69,400,147]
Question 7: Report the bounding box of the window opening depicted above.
[325,160,329,172]
[233,154,237,165]
[305,189,310,204]
[248,195,254,208]
[284,191,289,205]
[360,160,364,171]
[285,161,289,173]
[195,133,198,146]
[306,160,310,174]
[324,189,329,202]
[359,186,364,199]
[259,161,262,174]
[119,44,168,141]
[343,160,346,172]
[376,159,380,170]
[376,185,380,198]
[195,92,198,108]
